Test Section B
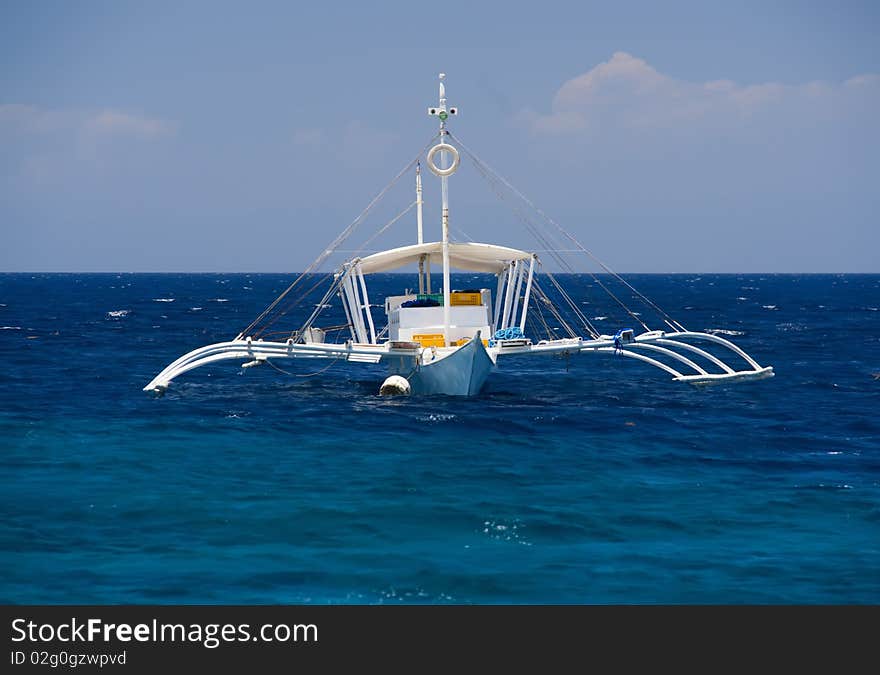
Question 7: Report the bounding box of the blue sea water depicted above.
[1,272,878,604]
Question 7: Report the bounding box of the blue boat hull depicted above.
[389,336,495,396]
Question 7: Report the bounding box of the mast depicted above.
[416,163,425,294]
[439,74,451,347]
[427,72,459,346]
[416,163,424,245]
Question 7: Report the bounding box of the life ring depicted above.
[426,143,460,177]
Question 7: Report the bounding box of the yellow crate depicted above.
[454,337,489,347]
[450,292,482,306]
[413,333,446,348]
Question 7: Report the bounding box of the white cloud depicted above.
[292,128,324,146]
[554,51,668,110]
[0,103,176,140]
[86,110,175,139]
[845,73,880,88]
[0,104,71,134]
[520,52,880,134]
[1,104,177,186]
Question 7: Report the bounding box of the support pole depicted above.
[425,256,432,294]
[493,268,507,333]
[519,255,535,332]
[510,258,526,329]
[356,262,376,344]
[342,266,367,343]
[502,261,517,329]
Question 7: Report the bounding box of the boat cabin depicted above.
[337,240,536,348]
[384,289,492,347]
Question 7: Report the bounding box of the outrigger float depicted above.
[144,74,773,397]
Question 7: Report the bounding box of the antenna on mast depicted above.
[427,72,459,126]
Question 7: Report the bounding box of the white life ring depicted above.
[426,143,460,177]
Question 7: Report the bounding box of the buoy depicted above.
[426,143,460,177]
[379,375,411,396]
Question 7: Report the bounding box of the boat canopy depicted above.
[356,241,532,275]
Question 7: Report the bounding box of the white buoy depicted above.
[379,375,411,396]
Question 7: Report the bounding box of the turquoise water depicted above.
[1,273,878,603]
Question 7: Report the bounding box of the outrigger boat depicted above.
[144,74,773,397]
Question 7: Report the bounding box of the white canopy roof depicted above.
[356,241,533,275]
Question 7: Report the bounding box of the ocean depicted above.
[1,272,878,604]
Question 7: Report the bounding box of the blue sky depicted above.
[1,0,878,272]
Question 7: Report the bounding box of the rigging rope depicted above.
[456,148,586,322]
[448,131,682,333]
[454,134,650,333]
[543,269,605,337]
[253,269,339,340]
[355,200,418,255]
[531,280,578,338]
[528,286,556,339]
[263,355,342,378]
[254,199,418,340]
[462,149,606,336]
[237,133,440,339]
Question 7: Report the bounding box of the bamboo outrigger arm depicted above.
[522,329,774,385]
[142,337,386,393]
[145,328,772,394]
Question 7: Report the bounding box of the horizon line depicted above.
[1,270,878,275]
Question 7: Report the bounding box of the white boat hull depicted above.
[390,336,496,396]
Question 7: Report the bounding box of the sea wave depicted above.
[106,310,130,319]
[704,328,745,336]
[481,519,532,546]
[152,298,175,303]
[416,413,456,423]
